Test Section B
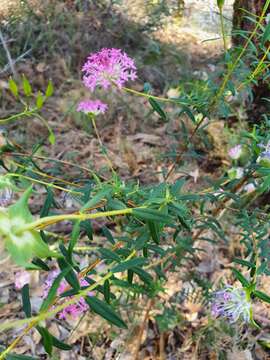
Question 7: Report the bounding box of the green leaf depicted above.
[21,284,31,318]
[133,267,153,285]
[68,220,81,256]
[147,221,160,244]
[104,279,110,303]
[134,232,148,250]
[40,187,55,218]
[102,226,115,245]
[112,257,147,273]
[8,78,18,98]
[36,326,53,356]
[253,290,270,304]
[99,248,121,262]
[51,335,72,351]
[217,0,225,9]
[48,126,56,145]
[149,98,167,121]
[80,219,93,240]
[85,296,127,328]
[133,208,172,223]
[233,258,256,269]
[127,269,134,284]
[262,21,270,44]
[36,91,44,109]
[45,80,54,98]
[22,75,32,97]
[179,105,196,124]
[57,257,80,291]
[31,257,50,271]
[81,187,112,212]
[232,268,250,287]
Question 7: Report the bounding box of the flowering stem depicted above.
[90,116,116,176]
[122,86,186,104]
[16,207,135,233]
[219,6,227,52]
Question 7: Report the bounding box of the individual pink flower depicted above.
[228,144,242,160]
[43,271,92,319]
[15,271,30,290]
[244,183,256,193]
[82,48,137,91]
[77,100,108,115]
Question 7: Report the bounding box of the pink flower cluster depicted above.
[78,48,137,115]
[43,271,92,319]
[82,48,137,91]
[77,100,108,115]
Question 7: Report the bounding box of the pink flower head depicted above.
[77,100,108,115]
[15,271,30,290]
[82,48,137,91]
[43,271,92,320]
[228,144,242,160]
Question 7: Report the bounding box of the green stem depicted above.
[219,7,227,52]
[90,115,116,176]
[122,86,186,104]
[0,107,37,123]
[16,207,135,233]
[8,173,81,195]
[237,44,270,91]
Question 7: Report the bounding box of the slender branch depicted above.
[16,207,135,233]
[0,30,17,78]
[219,7,227,52]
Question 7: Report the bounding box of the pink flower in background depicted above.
[228,144,242,160]
[43,271,92,319]
[82,48,137,91]
[77,100,108,115]
[15,271,30,290]
[244,183,256,193]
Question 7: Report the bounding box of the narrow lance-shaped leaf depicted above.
[253,290,270,304]
[36,326,53,356]
[57,257,80,291]
[232,268,250,287]
[112,257,147,273]
[85,296,127,328]
[22,75,32,97]
[133,208,173,223]
[21,284,31,318]
[149,98,167,121]
[45,80,54,98]
[104,279,110,303]
[8,78,18,98]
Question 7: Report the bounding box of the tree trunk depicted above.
[232,0,270,121]
[232,0,267,46]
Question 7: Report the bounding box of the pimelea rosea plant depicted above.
[2,10,270,356]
